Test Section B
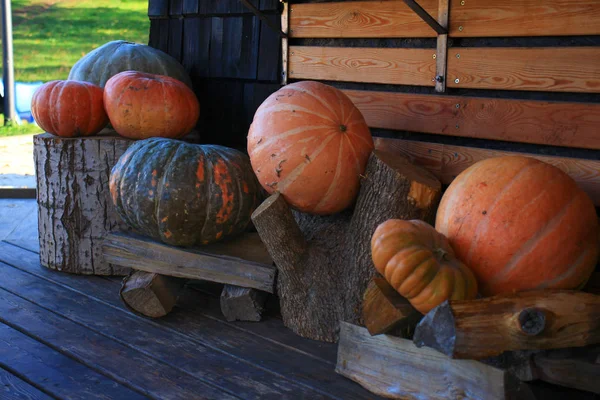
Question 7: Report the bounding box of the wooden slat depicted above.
[289,46,435,86]
[289,0,437,38]
[451,0,600,37]
[375,138,600,206]
[448,48,600,93]
[0,323,147,400]
[0,365,52,400]
[434,0,449,93]
[344,90,600,150]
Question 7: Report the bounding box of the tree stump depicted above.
[120,271,186,318]
[34,133,132,275]
[252,150,442,342]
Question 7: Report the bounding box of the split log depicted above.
[335,322,535,400]
[413,290,600,359]
[120,271,186,318]
[362,276,420,336]
[220,285,267,322]
[252,150,441,342]
[531,346,600,394]
[34,133,132,275]
[102,232,276,293]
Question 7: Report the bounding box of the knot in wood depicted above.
[518,307,546,336]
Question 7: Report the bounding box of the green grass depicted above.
[0,114,42,137]
[8,0,150,82]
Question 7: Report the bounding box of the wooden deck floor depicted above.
[0,199,380,400]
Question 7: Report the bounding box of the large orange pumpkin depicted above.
[247,81,374,215]
[371,219,478,314]
[31,80,107,137]
[104,71,199,140]
[436,156,599,296]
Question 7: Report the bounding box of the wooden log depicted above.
[362,276,420,336]
[531,346,600,394]
[252,150,441,342]
[220,285,267,322]
[413,290,600,359]
[120,271,186,318]
[335,322,535,400]
[34,133,132,275]
[102,232,276,293]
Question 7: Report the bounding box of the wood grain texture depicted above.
[533,347,600,394]
[0,322,147,400]
[220,285,267,322]
[451,0,600,37]
[289,46,436,86]
[413,291,600,359]
[102,232,276,293]
[120,271,185,318]
[289,0,437,38]
[336,322,535,400]
[345,90,600,150]
[374,137,600,206]
[447,47,600,93]
[34,133,133,275]
[0,365,52,400]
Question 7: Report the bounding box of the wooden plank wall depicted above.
[286,0,600,206]
[147,0,282,149]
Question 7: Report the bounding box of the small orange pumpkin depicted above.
[31,80,107,137]
[104,71,200,140]
[371,219,478,314]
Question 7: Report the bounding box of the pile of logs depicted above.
[339,275,600,399]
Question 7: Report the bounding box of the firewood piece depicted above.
[413,290,600,359]
[335,322,535,400]
[252,150,441,342]
[362,276,420,336]
[102,232,276,293]
[220,285,267,322]
[531,346,600,394]
[120,271,186,318]
[34,133,133,275]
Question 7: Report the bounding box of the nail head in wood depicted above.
[518,308,546,336]
[455,78,460,83]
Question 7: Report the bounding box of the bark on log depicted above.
[362,276,420,336]
[120,270,186,318]
[252,150,442,342]
[413,290,600,359]
[335,322,535,400]
[34,133,132,275]
[220,285,267,322]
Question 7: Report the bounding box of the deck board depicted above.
[0,365,53,400]
[0,322,147,400]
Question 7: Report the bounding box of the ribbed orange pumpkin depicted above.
[31,80,107,137]
[371,219,478,314]
[247,81,374,215]
[104,71,199,140]
[436,156,599,296]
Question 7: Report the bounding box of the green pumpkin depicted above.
[109,138,263,247]
[68,40,192,88]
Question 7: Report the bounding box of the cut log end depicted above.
[220,285,267,322]
[413,300,456,357]
[518,308,546,336]
[120,271,185,318]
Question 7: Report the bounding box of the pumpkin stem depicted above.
[432,247,449,261]
[339,124,347,132]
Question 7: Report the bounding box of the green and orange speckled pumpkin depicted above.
[109,138,263,246]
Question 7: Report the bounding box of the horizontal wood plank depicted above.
[448,47,600,93]
[344,90,600,150]
[289,46,435,86]
[289,0,437,38]
[102,233,276,293]
[451,0,600,37]
[0,365,52,400]
[375,138,600,206]
[0,322,147,400]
